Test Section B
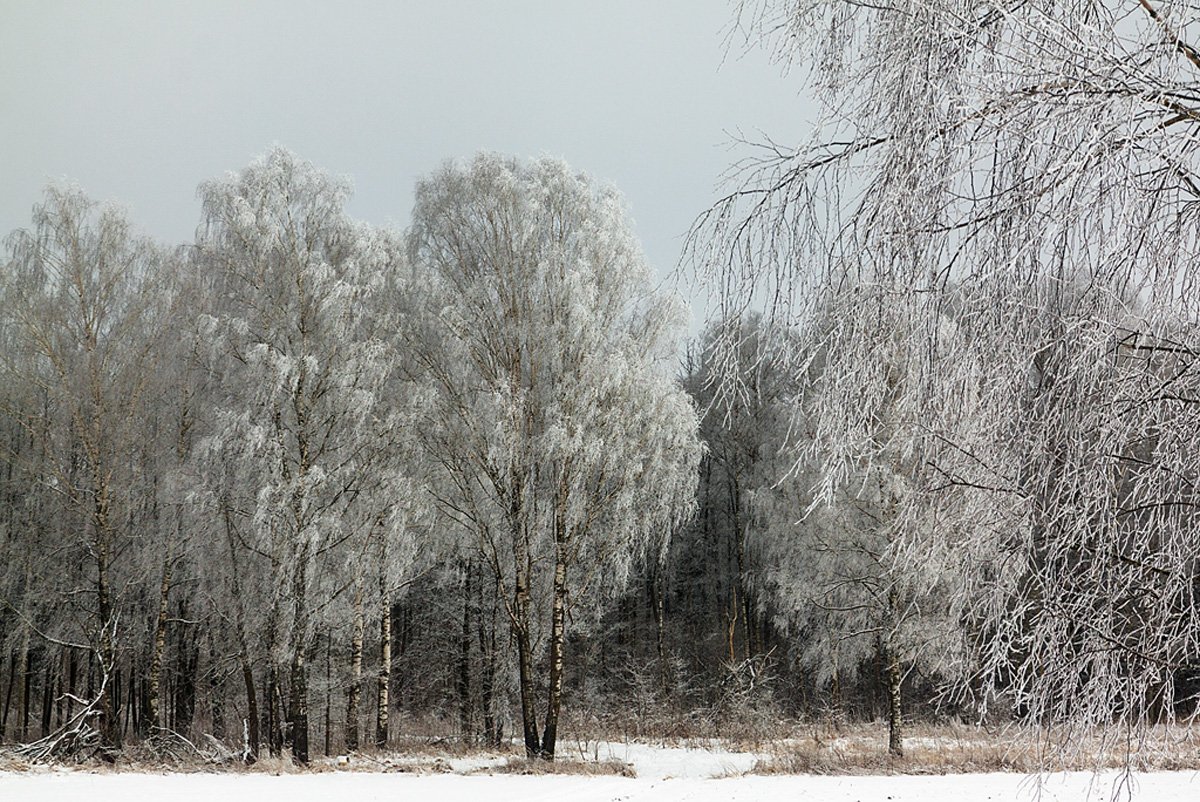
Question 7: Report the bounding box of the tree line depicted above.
[0,150,702,763]
[5,147,1200,766]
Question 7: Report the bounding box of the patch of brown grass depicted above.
[0,751,35,773]
[749,721,1200,776]
[485,757,636,778]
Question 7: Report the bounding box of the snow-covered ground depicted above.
[3,768,1200,802]
[577,738,766,778]
[2,742,1197,801]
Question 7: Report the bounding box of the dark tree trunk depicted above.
[653,566,671,697]
[96,573,119,751]
[287,538,312,764]
[508,499,541,760]
[113,665,123,737]
[55,650,66,731]
[92,463,120,756]
[265,664,281,757]
[346,578,364,751]
[65,647,77,725]
[208,632,226,741]
[264,592,284,757]
[457,560,472,745]
[125,663,138,738]
[220,497,257,761]
[477,571,500,747]
[735,525,755,658]
[2,649,16,740]
[40,654,54,738]
[323,628,332,757]
[13,627,29,742]
[514,626,539,758]
[173,610,199,736]
[512,563,540,761]
[20,647,32,742]
[288,627,309,764]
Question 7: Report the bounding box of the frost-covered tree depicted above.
[694,0,1200,755]
[409,153,701,760]
[0,187,170,755]
[192,148,422,764]
[748,294,973,755]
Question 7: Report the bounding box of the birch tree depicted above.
[410,153,701,760]
[694,0,1200,753]
[193,148,419,764]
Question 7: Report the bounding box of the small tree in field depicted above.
[410,153,701,759]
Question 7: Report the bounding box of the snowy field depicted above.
[2,741,1198,802]
[3,767,1200,802]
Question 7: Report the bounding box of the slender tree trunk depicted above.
[374,593,391,749]
[20,650,32,742]
[65,647,77,724]
[288,553,310,764]
[830,648,842,721]
[457,561,472,745]
[114,665,123,737]
[208,632,225,741]
[173,608,198,735]
[94,487,120,754]
[2,649,16,740]
[885,643,903,758]
[346,577,364,751]
[727,474,753,658]
[241,660,259,763]
[374,527,392,751]
[726,593,738,664]
[13,622,30,742]
[323,628,331,757]
[513,623,539,759]
[539,548,568,761]
[40,656,54,738]
[126,663,138,738]
[263,583,285,756]
[146,556,172,735]
[506,471,540,759]
[287,629,308,761]
[477,571,499,747]
[55,650,66,731]
[220,497,257,761]
[266,664,281,756]
[735,525,755,658]
[883,580,903,758]
[653,567,671,697]
[510,543,542,762]
[285,348,314,766]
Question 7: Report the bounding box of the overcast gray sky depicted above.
[1,1,813,326]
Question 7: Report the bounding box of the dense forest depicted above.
[7,0,1200,772]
